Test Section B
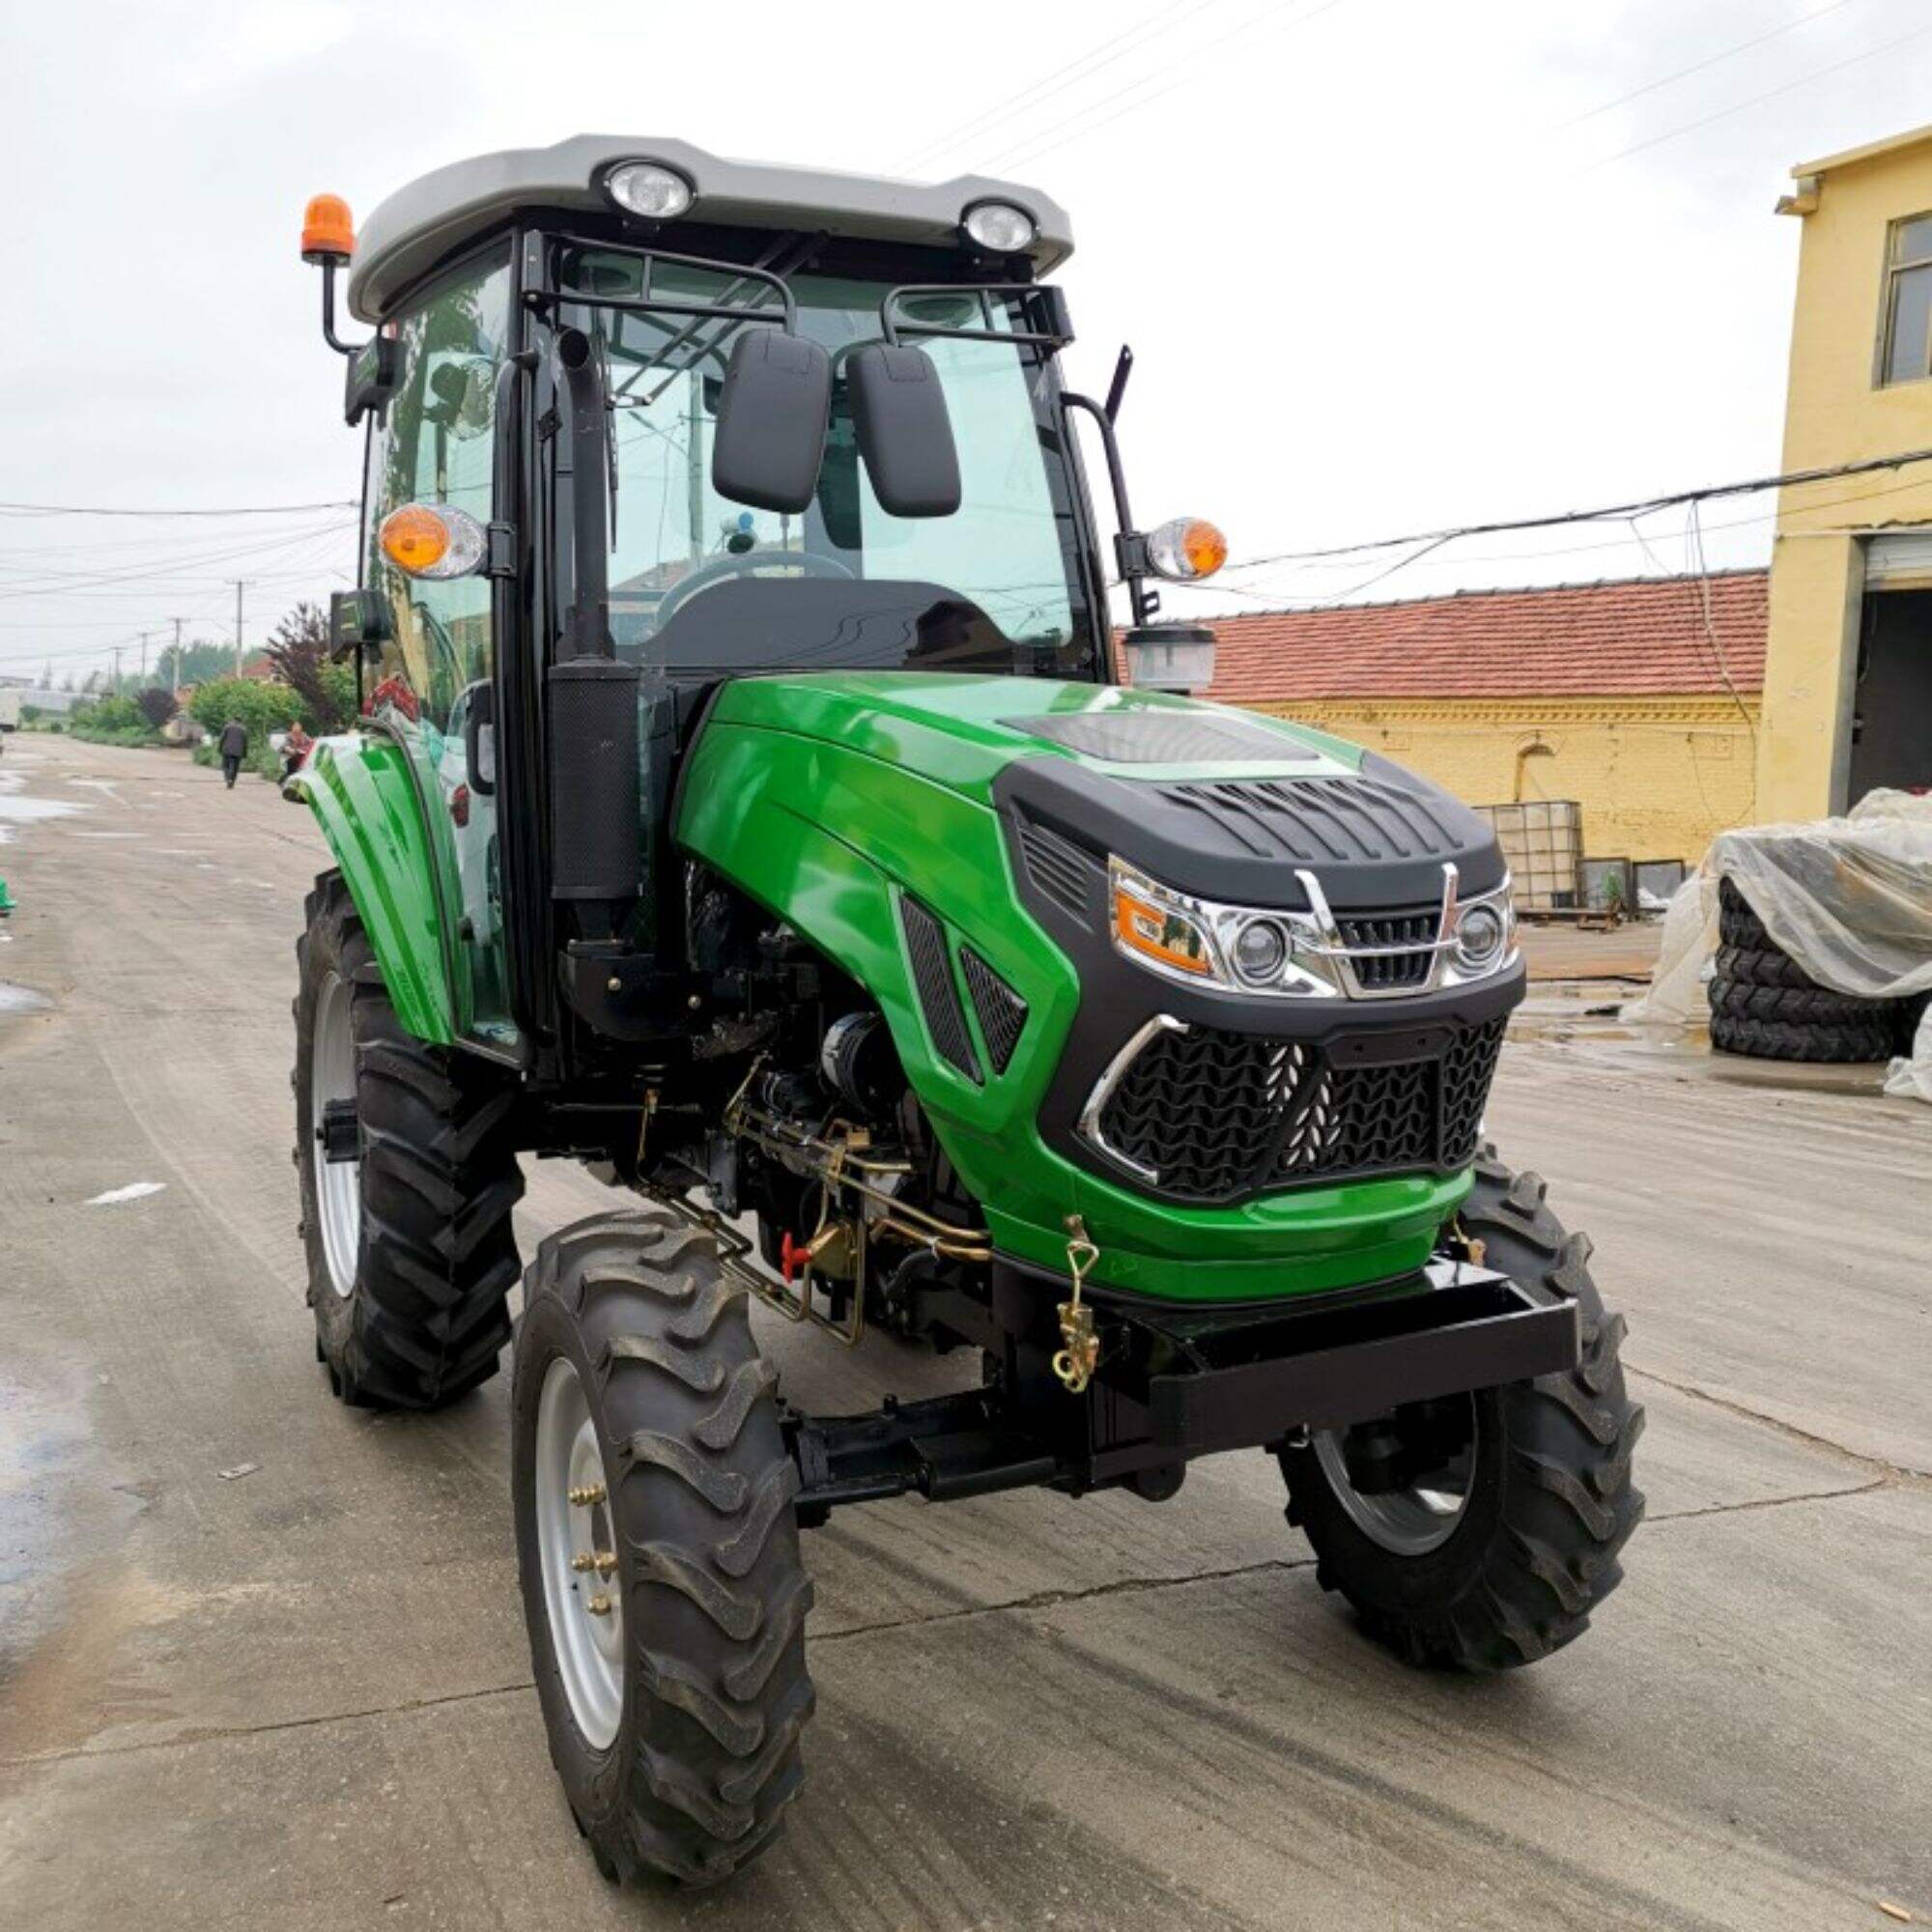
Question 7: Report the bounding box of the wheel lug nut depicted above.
[567,1483,606,1507]
[584,1593,613,1617]
[571,1550,617,1576]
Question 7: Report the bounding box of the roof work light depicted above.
[605,161,695,220]
[962,201,1036,253]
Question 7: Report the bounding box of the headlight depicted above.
[1104,858,1517,999]
[606,161,694,220]
[1111,861,1218,980]
[1232,918,1290,985]
[962,200,1036,253]
[1455,899,1508,971]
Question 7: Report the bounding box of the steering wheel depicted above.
[653,547,855,629]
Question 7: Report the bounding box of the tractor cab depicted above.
[300,137,1217,1066]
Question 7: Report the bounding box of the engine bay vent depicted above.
[899,895,981,1083]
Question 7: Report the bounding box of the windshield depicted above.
[556,248,1099,680]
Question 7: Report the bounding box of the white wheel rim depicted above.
[535,1355,625,1749]
[311,970,360,1300]
[1312,1402,1477,1557]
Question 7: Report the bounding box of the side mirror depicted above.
[847,345,961,518]
[345,335,399,427]
[711,329,832,514]
[329,588,389,662]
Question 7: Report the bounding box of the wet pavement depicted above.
[0,737,1927,1932]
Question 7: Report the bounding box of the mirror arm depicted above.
[1063,390,1151,628]
[319,258,364,358]
[1103,345,1133,424]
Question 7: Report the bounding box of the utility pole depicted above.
[228,580,254,678]
[111,644,124,689]
[170,616,185,695]
[138,631,153,681]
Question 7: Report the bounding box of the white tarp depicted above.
[1624,789,1932,1103]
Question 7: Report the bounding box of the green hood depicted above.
[699,672,1365,804]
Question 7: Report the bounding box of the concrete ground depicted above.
[1,735,1927,1932]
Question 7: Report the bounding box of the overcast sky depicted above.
[6,0,1932,682]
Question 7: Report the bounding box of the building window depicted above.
[1879,213,1932,384]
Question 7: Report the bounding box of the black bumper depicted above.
[790,1260,1579,1516]
[1138,1263,1579,1452]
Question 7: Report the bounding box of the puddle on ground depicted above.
[0,771,87,843]
[0,980,53,1016]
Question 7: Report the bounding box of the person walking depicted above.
[218,717,248,789]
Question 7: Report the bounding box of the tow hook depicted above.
[1053,1214,1101,1396]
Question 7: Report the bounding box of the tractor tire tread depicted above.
[515,1214,813,1889]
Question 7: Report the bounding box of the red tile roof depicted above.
[1174,571,1767,703]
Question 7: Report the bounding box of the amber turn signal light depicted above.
[301,193,355,265]
[379,502,487,581]
[1147,516,1228,582]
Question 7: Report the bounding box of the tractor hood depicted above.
[696,672,1506,911]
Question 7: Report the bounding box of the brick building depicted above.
[1198,571,1767,866]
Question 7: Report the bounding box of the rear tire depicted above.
[293,870,523,1408]
[1280,1152,1643,1669]
[1708,1009,1895,1064]
[1717,876,1771,951]
[512,1212,814,1889]
[1707,978,1892,1027]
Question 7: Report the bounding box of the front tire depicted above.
[512,1212,815,1889]
[1280,1152,1644,1669]
[293,871,523,1408]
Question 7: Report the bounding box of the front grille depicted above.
[1335,908,1439,991]
[1094,1018,1506,1204]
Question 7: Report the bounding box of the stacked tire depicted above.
[1710,878,1905,1063]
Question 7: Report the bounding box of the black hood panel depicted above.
[993,751,1507,911]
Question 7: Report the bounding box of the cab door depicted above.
[360,247,518,1051]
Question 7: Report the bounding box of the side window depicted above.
[365,251,512,729]
[1879,214,1932,386]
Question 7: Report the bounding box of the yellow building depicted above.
[1203,572,1765,867]
[1761,122,1932,818]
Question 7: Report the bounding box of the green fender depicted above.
[285,732,461,1047]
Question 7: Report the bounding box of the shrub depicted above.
[187,677,303,746]
[134,687,179,729]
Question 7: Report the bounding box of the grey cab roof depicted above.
[348,135,1074,322]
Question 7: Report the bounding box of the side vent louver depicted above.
[899,896,980,1082]
[1015,815,1101,925]
[960,947,1028,1075]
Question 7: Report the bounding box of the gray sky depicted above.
[6,0,1931,682]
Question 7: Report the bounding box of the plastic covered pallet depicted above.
[1625,789,1932,1102]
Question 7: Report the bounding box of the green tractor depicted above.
[290,139,1642,1888]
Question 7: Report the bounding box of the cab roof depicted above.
[348,135,1074,322]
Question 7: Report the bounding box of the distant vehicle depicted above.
[0,689,20,732]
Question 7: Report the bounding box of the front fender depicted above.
[285,732,458,1047]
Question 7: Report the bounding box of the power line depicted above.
[0,498,358,518]
[1585,15,1932,170]
[893,0,1223,174]
[1557,0,1865,131]
[987,0,1351,174]
[1223,442,1932,572]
